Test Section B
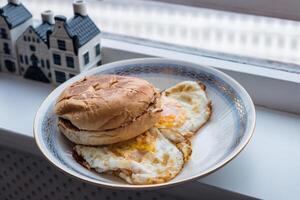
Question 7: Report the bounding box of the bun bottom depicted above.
[58,109,161,145]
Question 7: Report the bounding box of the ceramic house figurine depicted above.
[49,0,101,84]
[16,11,54,83]
[0,0,32,75]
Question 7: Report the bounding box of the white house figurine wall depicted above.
[0,0,32,75]
[49,0,101,84]
[16,11,54,83]
[0,0,102,85]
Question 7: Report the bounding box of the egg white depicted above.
[157,81,211,137]
[74,128,184,185]
[155,81,211,162]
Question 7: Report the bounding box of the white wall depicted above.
[49,19,79,74]
[0,17,11,73]
[16,26,51,80]
[10,18,33,59]
[0,17,32,75]
[78,34,101,72]
[49,20,75,54]
[50,32,102,85]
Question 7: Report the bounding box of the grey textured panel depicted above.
[0,146,255,200]
[0,147,177,200]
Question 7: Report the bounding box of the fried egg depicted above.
[73,81,211,185]
[157,81,211,136]
[156,81,211,161]
[74,128,184,185]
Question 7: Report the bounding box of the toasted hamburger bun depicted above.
[55,75,162,145]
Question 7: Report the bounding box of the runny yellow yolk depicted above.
[156,101,187,128]
[129,142,156,153]
[125,131,156,153]
[157,115,177,128]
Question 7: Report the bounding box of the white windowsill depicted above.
[0,72,300,200]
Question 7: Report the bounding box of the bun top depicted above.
[55,75,160,131]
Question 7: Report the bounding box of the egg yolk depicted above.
[156,99,187,128]
[129,142,155,153]
[111,131,156,154]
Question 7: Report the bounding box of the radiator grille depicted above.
[0,147,176,200]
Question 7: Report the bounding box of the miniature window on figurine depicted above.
[57,40,66,51]
[55,71,66,83]
[25,56,28,65]
[66,56,74,68]
[46,60,50,69]
[83,52,89,65]
[19,55,23,64]
[30,45,36,52]
[4,60,16,73]
[95,44,100,56]
[53,54,61,65]
[0,28,8,39]
[41,60,45,68]
[3,43,10,55]
[69,74,76,78]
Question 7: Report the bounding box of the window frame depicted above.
[152,0,300,21]
[3,43,10,55]
[30,45,36,52]
[57,40,66,51]
[53,53,61,66]
[95,44,101,56]
[54,70,66,83]
[0,28,8,39]
[66,56,75,68]
[83,52,89,65]
[25,56,28,65]
[101,33,300,114]
[46,60,50,69]
[19,55,23,64]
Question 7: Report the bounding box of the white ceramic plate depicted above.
[34,58,255,189]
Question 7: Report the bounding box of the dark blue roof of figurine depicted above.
[34,22,54,43]
[65,15,100,47]
[0,3,32,29]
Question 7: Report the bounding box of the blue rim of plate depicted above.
[34,58,256,189]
